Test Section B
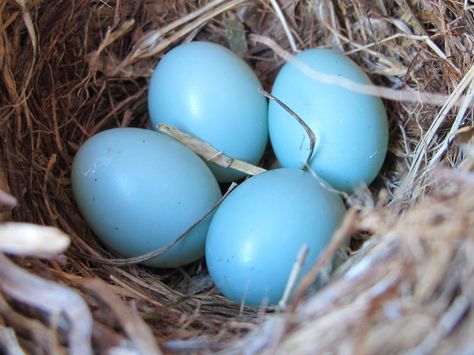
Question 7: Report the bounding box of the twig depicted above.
[158,124,266,176]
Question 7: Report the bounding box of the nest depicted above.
[1,0,474,353]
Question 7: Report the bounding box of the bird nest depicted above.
[1,0,474,353]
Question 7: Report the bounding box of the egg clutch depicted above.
[72,42,388,307]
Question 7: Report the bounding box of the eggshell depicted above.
[72,128,222,268]
[269,49,388,192]
[205,168,346,307]
[148,41,268,182]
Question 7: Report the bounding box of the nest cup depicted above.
[1,1,474,353]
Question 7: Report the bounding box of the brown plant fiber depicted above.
[1,0,474,353]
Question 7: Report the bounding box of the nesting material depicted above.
[0,0,473,353]
[230,170,474,353]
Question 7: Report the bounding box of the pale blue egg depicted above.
[148,41,268,182]
[269,49,388,192]
[72,128,222,268]
[205,168,346,307]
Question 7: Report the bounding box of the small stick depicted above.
[259,89,316,167]
[278,244,309,310]
[82,183,238,266]
[158,124,266,176]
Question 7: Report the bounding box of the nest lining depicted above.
[0,0,474,353]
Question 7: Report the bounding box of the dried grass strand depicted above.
[259,90,316,167]
[110,0,248,76]
[80,182,237,266]
[291,209,359,311]
[0,253,93,355]
[269,0,298,52]
[398,63,474,199]
[80,278,162,354]
[2,0,474,352]
[250,34,472,107]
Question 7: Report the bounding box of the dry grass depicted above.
[1,0,474,353]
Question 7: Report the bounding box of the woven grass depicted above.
[1,0,474,353]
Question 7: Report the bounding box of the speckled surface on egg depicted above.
[148,41,268,182]
[269,48,389,192]
[71,128,222,268]
[205,168,346,307]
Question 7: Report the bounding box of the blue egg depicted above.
[71,128,222,268]
[148,41,268,182]
[269,49,388,192]
[205,168,346,307]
